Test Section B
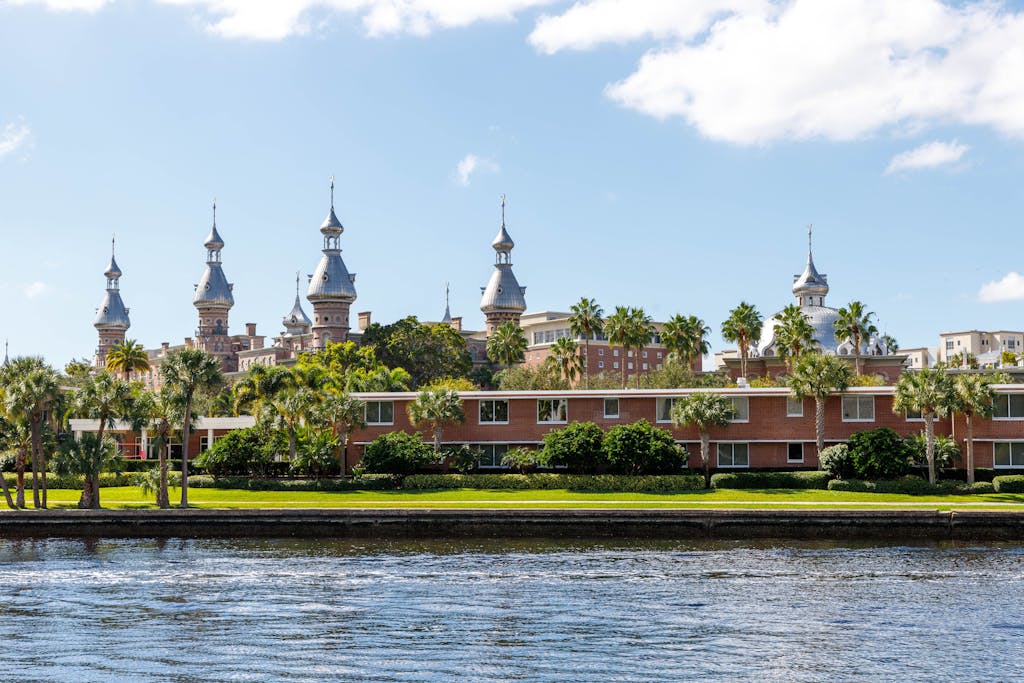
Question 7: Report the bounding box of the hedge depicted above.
[185,474,399,491]
[2,472,181,489]
[402,473,705,493]
[710,471,831,490]
[828,477,996,495]
[993,475,1024,493]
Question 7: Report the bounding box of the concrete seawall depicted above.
[2,509,1024,540]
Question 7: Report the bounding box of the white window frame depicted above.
[842,395,875,422]
[603,397,620,419]
[476,443,510,469]
[993,441,1024,469]
[656,397,676,423]
[786,396,804,418]
[729,396,750,423]
[598,360,604,369]
[993,394,1024,420]
[537,399,568,424]
[905,408,924,422]
[717,442,750,469]
[365,400,395,426]
[787,442,804,463]
[479,398,509,425]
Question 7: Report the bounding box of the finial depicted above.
[500,193,506,225]
[330,176,335,209]
[111,234,116,257]
[807,223,813,256]
[295,270,300,297]
[212,198,217,227]
[445,281,450,306]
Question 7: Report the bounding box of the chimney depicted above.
[246,322,257,336]
[160,342,170,353]
[184,337,193,349]
[358,311,372,331]
[451,316,463,331]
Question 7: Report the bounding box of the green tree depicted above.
[662,314,711,370]
[493,364,569,391]
[848,427,911,479]
[134,388,187,509]
[627,307,656,389]
[671,392,737,488]
[232,365,293,415]
[407,388,465,453]
[541,421,606,473]
[1,357,61,508]
[290,426,340,480]
[602,419,687,475]
[105,339,151,381]
[345,366,413,392]
[721,302,763,380]
[547,337,582,385]
[316,392,366,473]
[788,353,854,456]
[160,349,224,507]
[568,297,604,389]
[773,304,816,371]
[950,373,997,485]
[893,366,954,484]
[361,431,434,475]
[833,301,877,375]
[361,316,472,387]
[486,320,527,370]
[64,371,135,508]
[0,415,19,508]
[52,433,122,509]
[881,334,899,354]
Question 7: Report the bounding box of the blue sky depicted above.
[3,0,1024,369]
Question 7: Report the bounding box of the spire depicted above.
[320,175,344,241]
[481,194,526,320]
[283,270,312,334]
[104,234,122,284]
[3,340,8,366]
[204,198,225,257]
[491,193,515,260]
[792,223,828,305]
[194,200,234,308]
[95,240,131,331]
[308,177,357,304]
[441,282,452,324]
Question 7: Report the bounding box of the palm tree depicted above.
[788,352,854,458]
[627,307,655,389]
[486,320,527,370]
[160,349,223,507]
[232,365,298,415]
[950,373,997,485]
[893,367,954,484]
[549,337,582,385]
[345,366,413,392]
[721,302,763,380]
[834,301,877,375]
[407,388,465,453]
[52,433,120,509]
[65,371,134,508]
[604,306,632,388]
[105,339,150,381]
[671,392,737,488]
[663,314,711,370]
[269,387,318,462]
[0,414,31,508]
[1,357,60,508]
[136,388,186,509]
[568,298,604,389]
[0,415,18,509]
[317,393,366,474]
[773,304,816,371]
[880,334,899,354]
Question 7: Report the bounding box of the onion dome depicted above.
[193,201,235,308]
[94,239,131,331]
[480,195,527,314]
[283,273,313,335]
[307,178,357,303]
[492,223,514,251]
[104,254,122,280]
[204,224,225,250]
[792,224,829,300]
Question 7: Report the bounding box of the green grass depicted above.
[19,486,1024,511]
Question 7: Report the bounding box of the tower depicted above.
[792,224,829,309]
[93,238,131,367]
[480,195,527,335]
[283,272,313,337]
[193,200,235,362]
[440,283,453,325]
[307,177,357,348]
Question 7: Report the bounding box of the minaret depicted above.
[193,200,235,361]
[792,224,829,308]
[283,272,313,336]
[480,194,527,335]
[441,283,453,325]
[307,177,357,348]
[93,237,131,367]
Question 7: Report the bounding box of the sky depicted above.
[2,0,1024,370]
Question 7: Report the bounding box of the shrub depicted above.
[442,445,483,474]
[827,476,993,495]
[848,428,910,479]
[289,428,341,479]
[827,478,874,492]
[401,473,704,492]
[710,470,831,490]
[361,431,435,475]
[0,451,17,473]
[501,447,548,473]
[818,444,851,479]
[956,481,995,494]
[993,475,1024,493]
[183,474,399,491]
[904,433,961,470]
[194,428,275,477]
[541,422,606,473]
[602,420,688,475]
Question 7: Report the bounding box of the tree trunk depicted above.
[739,338,748,379]
[815,396,826,456]
[15,448,25,509]
[288,428,297,462]
[92,473,102,509]
[853,332,862,375]
[156,435,169,509]
[180,398,192,508]
[30,420,41,509]
[0,472,14,510]
[434,425,442,453]
[925,414,937,485]
[700,432,711,489]
[965,413,975,486]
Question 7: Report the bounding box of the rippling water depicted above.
[0,537,1022,682]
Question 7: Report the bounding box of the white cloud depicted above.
[7,0,111,10]
[885,140,969,174]
[0,121,32,159]
[22,281,51,299]
[979,272,1024,303]
[455,153,499,186]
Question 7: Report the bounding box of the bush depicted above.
[501,447,548,473]
[541,422,606,473]
[602,420,688,475]
[184,474,400,491]
[818,444,851,479]
[993,475,1024,493]
[361,432,435,475]
[441,445,483,474]
[827,476,994,495]
[710,470,831,490]
[827,478,874,492]
[119,459,183,473]
[904,434,961,470]
[289,428,341,479]
[401,473,704,492]
[848,428,910,479]
[0,451,17,473]
[194,428,275,477]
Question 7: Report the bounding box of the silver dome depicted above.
[321,207,344,234]
[94,290,130,330]
[204,224,225,250]
[104,254,122,279]
[492,223,514,251]
[283,293,313,333]
[480,265,527,313]
[760,305,840,356]
[307,253,357,302]
[194,263,234,308]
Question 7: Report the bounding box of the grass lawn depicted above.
[26,486,1024,511]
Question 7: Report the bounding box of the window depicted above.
[642,351,648,358]
[642,363,648,370]
[479,399,509,424]
[787,443,804,463]
[786,396,803,417]
[842,395,875,421]
[477,444,509,468]
[365,401,394,425]
[613,362,619,369]
[657,352,663,359]
[598,361,604,369]
[656,397,676,422]
[537,399,568,423]
[613,349,620,357]
[729,396,750,422]
[628,362,634,370]
[718,443,749,468]
[905,408,923,421]
[994,442,1024,468]
[598,348,604,356]
[946,340,954,351]
[993,394,1024,419]
[604,398,620,419]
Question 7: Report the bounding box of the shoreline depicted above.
[2,508,1024,540]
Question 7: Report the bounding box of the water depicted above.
[0,538,1022,682]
